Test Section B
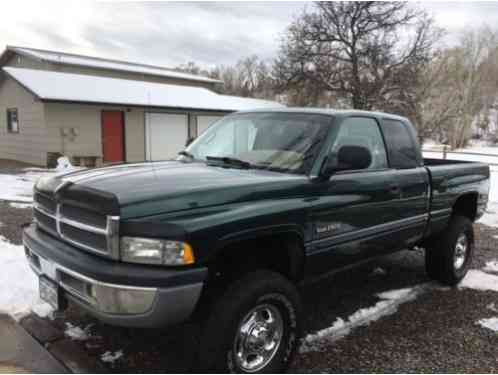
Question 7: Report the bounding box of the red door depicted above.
[102,111,125,163]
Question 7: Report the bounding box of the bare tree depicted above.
[406,27,498,148]
[176,61,210,77]
[410,49,461,144]
[210,56,276,99]
[274,2,439,110]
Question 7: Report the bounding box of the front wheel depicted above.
[425,215,474,285]
[198,270,302,373]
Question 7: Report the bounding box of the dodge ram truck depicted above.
[24,109,490,372]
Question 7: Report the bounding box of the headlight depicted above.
[120,237,195,266]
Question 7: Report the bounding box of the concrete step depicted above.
[0,314,67,373]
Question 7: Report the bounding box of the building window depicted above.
[7,109,19,133]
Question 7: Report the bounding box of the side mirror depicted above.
[185,137,195,147]
[321,145,372,177]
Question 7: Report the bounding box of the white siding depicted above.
[44,103,147,165]
[0,76,47,165]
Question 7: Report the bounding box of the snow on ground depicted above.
[302,257,498,353]
[477,317,498,332]
[0,157,82,204]
[64,322,91,341]
[459,270,498,292]
[300,285,427,353]
[9,202,33,209]
[479,203,498,228]
[0,235,53,319]
[461,145,498,155]
[487,303,498,313]
[423,150,498,165]
[100,350,124,364]
[484,260,498,273]
[0,170,54,203]
[479,204,498,228]
[478,165,498,228]
[0,158,84,318]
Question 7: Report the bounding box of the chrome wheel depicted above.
[233,303,284,372]
[454,233,468,270]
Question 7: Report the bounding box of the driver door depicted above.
[306,116,401,276]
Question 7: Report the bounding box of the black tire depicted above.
[198,270,302,373]
[425,215,474,285]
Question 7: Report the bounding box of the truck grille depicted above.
[33,192,119,259]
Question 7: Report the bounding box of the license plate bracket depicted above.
[39,276,65,311]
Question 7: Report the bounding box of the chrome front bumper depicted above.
[23,224,206,328]
[26,245,158,315]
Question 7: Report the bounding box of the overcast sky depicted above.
[1,1,498,69]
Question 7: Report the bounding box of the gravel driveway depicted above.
[1,162,496,373]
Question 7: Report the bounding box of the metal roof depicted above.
[3,67,283,112]
[1,45,223,84]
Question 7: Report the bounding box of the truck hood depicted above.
[57,161,308,219]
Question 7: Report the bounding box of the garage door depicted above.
[145,113,188,161]
[197,115,223,136]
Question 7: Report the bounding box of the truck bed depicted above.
[423,158,490,237]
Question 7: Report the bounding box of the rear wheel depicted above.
[198,270,302,373]
[425,215,474,285]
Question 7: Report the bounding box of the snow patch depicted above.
[9,202,33,209]
[369,267,387,277]
[0,157,82,203]
[478,202,498,228]
[56,156,76,172]
[487,302,498,313]
[477,317,498,332]
[0,170,55,203]
[32,303,54,319]
[0,235,53,319]
[459,270,498,292]
[377,287,414,300]
[477,166,497,228]
[101,350,124,364]
[64,322,91,341]
[484,260,498,273]
[301,285,425,353]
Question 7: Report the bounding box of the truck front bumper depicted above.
[23,224,207,328]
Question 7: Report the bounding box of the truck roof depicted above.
[237,107,409,122]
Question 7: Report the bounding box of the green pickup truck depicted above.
[24,109,490,372]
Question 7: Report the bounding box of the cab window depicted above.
[380,119,418,169]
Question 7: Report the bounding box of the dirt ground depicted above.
[1,160,497,373]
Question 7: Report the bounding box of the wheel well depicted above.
[452,193,478,222]
[208,233,305,285]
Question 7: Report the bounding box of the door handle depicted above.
[388,185,401,194]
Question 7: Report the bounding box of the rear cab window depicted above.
[380,119,419,169]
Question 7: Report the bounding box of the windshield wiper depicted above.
[206,156,252,169]
[178,150,194,159]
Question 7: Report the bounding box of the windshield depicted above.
[184,112,331,174]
